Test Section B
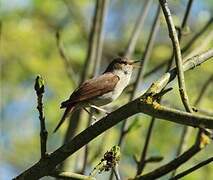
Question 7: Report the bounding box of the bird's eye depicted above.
[124,70,128,74]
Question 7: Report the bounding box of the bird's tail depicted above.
[53,105,75,133]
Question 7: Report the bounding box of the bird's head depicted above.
[104,57,140,74]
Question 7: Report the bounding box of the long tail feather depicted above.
[53,105,75,133]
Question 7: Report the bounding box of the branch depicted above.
[159,0,193,112]
[118,3,161,147]
[51,171,96,180]
[13,96,213,179]
[136,117,155,175]
[92,0,109,76]
[34,75,48,159]
[170,157,213,180]
[182,17,213,53]
[55,30,78,85]
[171,74,213,177]
[146,48,213,96]
[62,0,106,157]
[82,0,109,173]
[14,50,213,180]
[194,75,213,107]
[134,131,210,179]
[124,0,153,57]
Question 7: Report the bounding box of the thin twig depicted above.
[134,131,210,179]
[55,30,78,85]
[182,17,213,53]
[63,0,104,151]
[92,0,109,75]
[51,170,96,180]
[34,75,48,159]
[57,0,104,172]
[63,0,88,40]
[136,117,155,175]
[171,74,213,177]
[142,17,212,77]
[194,75,213,107]
[170,157,213,180]
[81,0,109,173]
[0,21,2,42]
[124,0,153,57]
[118,3,161,147]
[184,30,213,60]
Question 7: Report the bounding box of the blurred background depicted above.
[0,0,213,179]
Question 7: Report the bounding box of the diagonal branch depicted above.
[170,157,213,180]
[14,49,213,180]
[134,131,210,180]
[55,30,78,86]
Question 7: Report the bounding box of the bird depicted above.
[53,57,139,132]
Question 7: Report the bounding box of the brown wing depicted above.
[61,72,119,108]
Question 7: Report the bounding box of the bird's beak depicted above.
[128,60,141,68]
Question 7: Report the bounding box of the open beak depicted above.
[128,60,141,68]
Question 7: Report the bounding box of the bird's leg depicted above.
[83,107,97,121]
[89,105,109,114]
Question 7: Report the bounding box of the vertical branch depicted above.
[59,0,104,172]
[0,21,2,42]
[110,5,161,180]
[34,75,48,159]
[118,4,161,147]
[82,0,110,174]
[137,1,195,175]
[124,0,153,57]
[81,0,102,81]
[159,1,195,177]
[93,0,109,75]
[166,0,194,71]
[159,0,193,112]
[136,117,155,175]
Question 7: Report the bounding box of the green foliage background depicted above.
[0,0,212,179]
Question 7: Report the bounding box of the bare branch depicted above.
[194,75,213,107]
[51,171,96,180]
[63,0,88,39]
[63,0,106,153]
[81,0,109,173]
[134,131,210,179]
[55,30,78,85]
[170,157,213,180]
[136,117,155,175]
[34,75,48,159]
[14,50,213,180]
[182,17,213,53]
[92,0,109,76]
[118,3,161,147]
[159,0,193,112]
[124,0,153,57]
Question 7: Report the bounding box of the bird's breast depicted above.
[89,71,131,106]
